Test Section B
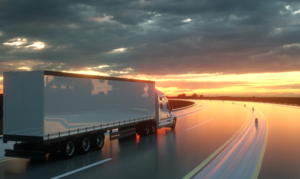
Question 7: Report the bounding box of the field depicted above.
[168,100,195,109]
[169,96,300,106]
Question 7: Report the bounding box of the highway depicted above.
[0,100,300,179]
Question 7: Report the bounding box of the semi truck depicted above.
[3,71,177,159]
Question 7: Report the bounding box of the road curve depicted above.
[193,106,267,179]
[0,100,299,179]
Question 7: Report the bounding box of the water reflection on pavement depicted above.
[0,100,299,179]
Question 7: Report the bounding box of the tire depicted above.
[171,118,177,128]
[78,136,91,154]
[61,139,76,159]
[150,123,156,134]
[140,123,150,136]
[94,133,105,150]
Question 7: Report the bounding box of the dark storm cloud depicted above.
[1,0,300,75]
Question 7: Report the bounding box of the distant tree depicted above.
[199,95,203,98]
[191,93,198,98]
[177,93,186,98]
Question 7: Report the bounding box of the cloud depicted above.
[111,48,127,52]
[18,67,32,70]
[182,19,191,22]
[0,0,300,96]
[283,43,300,48]
[3,38,28,47]
[27,42,45,49]
[3,38,46,50]
[93,14,114,22]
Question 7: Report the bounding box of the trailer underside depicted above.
[3,117,176,160]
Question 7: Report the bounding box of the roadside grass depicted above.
[168,100,195,109]
[169,97,300,106]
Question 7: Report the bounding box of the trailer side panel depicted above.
[44,75,155,137]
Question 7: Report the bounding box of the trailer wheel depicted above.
[79,136,91,154]
[150,123,157,134]
[94,133,105,150]
[140,123,150,136]
[61,139,76,159]
[171,118,177,128]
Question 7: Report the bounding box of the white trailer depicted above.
[3,71,177,159]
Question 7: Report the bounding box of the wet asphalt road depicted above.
[0,100,299,179]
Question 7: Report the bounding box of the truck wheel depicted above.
[150,123,156,134]
[171,118,177,128]
[141,124,150,136]
[79,136,91,154]
[61,139,76,159]
[94,133,104,150]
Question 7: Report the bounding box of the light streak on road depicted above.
[51,158,112,179]
[172,103,209,118]
[186,119,213,130]
[193,109,267,179]
[0,100,299,179]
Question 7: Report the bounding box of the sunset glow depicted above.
[0,70,299,96]
[61,70,109,76]
[18,67,32,71]
[121,72,300,97]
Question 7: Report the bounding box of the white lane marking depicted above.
[176,109,203,118]
[193,108,264,179]
[175,106,209,118]
[187,119,213,130]
[51,158,112,179]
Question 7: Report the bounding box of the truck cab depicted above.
[156,89,176,128]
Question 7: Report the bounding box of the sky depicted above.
[0,0,300,97]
